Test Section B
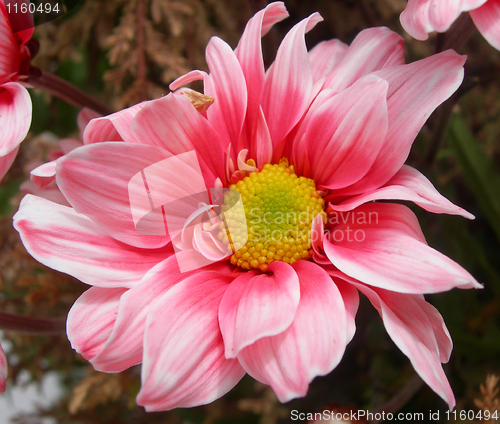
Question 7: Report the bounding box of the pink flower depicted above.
[0,0,33,182]
[14,2,480,411]
[0,343,6,392]
[400,0,500,50]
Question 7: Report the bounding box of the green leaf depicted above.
[448,113,500,242]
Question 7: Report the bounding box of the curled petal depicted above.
[329,165,474,219]
[169,70,208,91]
[77,108,101,138]
[219,261,300,358]
[137,272,245,411]
[67,286,127,363]
[237,262,348,402]
[347,278,455,409]
[83,101,148,144]
[323,203,481,294]
[261,12,323,146]
[235,1,289,146]
[30,161,56,189]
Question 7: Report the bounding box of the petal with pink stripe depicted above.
[237,261,349,402]
[14,195,173,288]
[137,272,245,411]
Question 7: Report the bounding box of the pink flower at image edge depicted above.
[13,1,481,412]
[400,0,500,50]
[0,0,33,182]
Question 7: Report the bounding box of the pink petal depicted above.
[234,2,289,146]
[335,50,465,197]
[400,0,431,39]
[260,12,323,146]
[3,1,34,46]
[249,107,273,167]
[13,195,173,288]
[137,272,245,411]
[0,82,31,156]
[323,203,482,294]
[0,145,18,182]
[322,27,404,92]
[295,74,389,189]
[130,94,227,186]
[205,36,247,147]
[470,0,500,50]
[0,7,20,78]
[30,160,56,189]
[219,262,300,358]
[329,165,474,219]
[349,279,455,409]
[77,108,101,138]
[416,298,453,363]
[237,261,349,402]
[169,70,208,91]
[91,256,189,372]
[0,343,6,393]
[66,286,127,363]
[83,101,147,144]
[56,142,172,248]
[428,0,464,32]
[308,39,348,83]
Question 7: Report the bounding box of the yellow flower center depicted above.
[220,159,325,272]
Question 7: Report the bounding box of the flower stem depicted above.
[28,68,113,116]
[436,13,476,53]
[0,311,66,335]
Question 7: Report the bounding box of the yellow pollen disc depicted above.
[220,159,326,271]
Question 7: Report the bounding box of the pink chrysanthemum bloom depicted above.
[400,0,500,50]
[0,0,33,181]
[14,2,481,411]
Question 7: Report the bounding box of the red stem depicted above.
[28,68,113,116]
[0,311,66,335]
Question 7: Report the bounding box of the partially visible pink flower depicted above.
[400,0,500,50]
[14,2,481,412]
[0,343,6,392]
[0,0,33,182]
